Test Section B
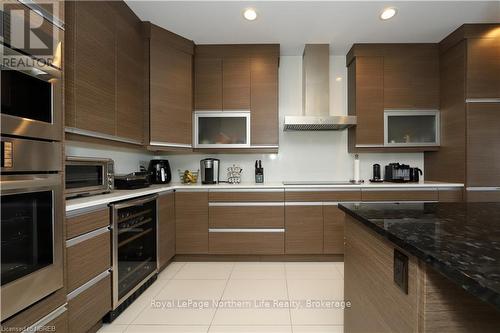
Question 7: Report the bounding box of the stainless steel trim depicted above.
[113,270,157,309]
[466,187,500,191]
[383,110,440,147]
[322,201,361,206]
[209,202,284,207]
[67,270,111,300]
[159,190,175,195]
[175,188,209,192]
[285,202,323,206]
[209,188,283,193]
[65,204,109,218]
[22,304,67,333]
[65,227,110,247]
[193,111,251,148]
[285,188,360,192]
[283,115,357,131]
[355,144,385,148]
[362,188,438,192]
[65,127,142,145]
[1,137,62,173]
[110,194,158,210]
[149,141,192,148]
[19,0,65,29]
[209,228,285,233]
[360,201,438,204]
[1,174,63,321]
[465,98,500,103]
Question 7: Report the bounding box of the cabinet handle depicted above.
[65,226,110,247]
[67,270,111,300]
[22,304,68,333]
[209,228,285,233]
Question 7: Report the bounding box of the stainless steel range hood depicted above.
[284,44,356,131]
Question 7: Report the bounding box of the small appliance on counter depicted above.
[200,158,220,184]
[384,163,423,183]
[255,160,264,183]
[65,156,114,198]
[410,167,423,182]
[148,159,171,184]
[114,172,150,189]
[370,163,383,183]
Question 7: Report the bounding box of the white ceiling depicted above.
[126,1,500,55]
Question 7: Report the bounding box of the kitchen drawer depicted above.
[66,227,111,293]
[209,230,284,254]
[68,273,111,333]
[438,188,463,202]
[361,189,438,201]
[466,189,500,202]
[66,206,109,239]
[209,203,284,228]
[285,190,361,202]
[209,190,284,202]
[42,306,68,333]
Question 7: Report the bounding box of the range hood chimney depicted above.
[284,44,356,131]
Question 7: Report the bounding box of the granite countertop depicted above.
[339,202,500,310]
[65,181,463,212]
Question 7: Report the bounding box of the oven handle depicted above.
[0,174,61,193]
[1,45,62,80]
[109,194,159,210]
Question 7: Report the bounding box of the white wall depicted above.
[66,55,423,182]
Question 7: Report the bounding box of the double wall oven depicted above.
[1,9,64,321]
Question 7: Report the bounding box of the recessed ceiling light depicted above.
[243,8,257,21]
[335,77,343,82]
[380,7,397,20]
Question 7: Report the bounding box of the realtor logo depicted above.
[1,1,55,56]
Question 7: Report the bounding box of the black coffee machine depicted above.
[148,159,172,184]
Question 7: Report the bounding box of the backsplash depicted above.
[65,55,424,182]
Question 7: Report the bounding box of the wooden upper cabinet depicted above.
[223,57,251,110]
[467,37,500,99]
[384,48,439,109]
[466,103,500,187]
[251,57,279,145]
[194,57,223,110]
[115,4,144,143]
[349,56,384,146]
[65,1,145,143]
[149,24,194,146]
[67,1,116,135]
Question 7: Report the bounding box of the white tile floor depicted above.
[99,262,345,333]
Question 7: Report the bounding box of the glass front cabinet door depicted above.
[384,110,440,147]
[193,111,251,148]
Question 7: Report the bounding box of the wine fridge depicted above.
[109,194,158,318]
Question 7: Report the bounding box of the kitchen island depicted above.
[339,202,500,333]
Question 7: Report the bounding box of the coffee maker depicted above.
[200,158,220,184]
[148,159,172,184]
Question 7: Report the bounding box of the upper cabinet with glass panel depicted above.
[384,110,440,147]
[193,111,251,148]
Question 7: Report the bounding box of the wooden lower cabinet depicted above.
[323,204,345,254]
[45,308,69,333]
[438,188,464,202]
[158,192,176,269]
[175,191,209,254]
[68,274,112,333]
[66,228,111,293]
[466,190,500,202]
[66,206,109,239]
[209,231,284,255]
[361,189,438,201]
[285,204,323,254]
[345,214,500,333]
[209,205,284,228]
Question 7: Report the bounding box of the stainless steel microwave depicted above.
[65,157,114,198]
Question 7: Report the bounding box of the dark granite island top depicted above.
[339,202,500,311]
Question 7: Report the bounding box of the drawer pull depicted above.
[209,202,284,207]
[209,228,285,233]
[67,270,111,300]
[23,304,68,333]
[66,226,110,247]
